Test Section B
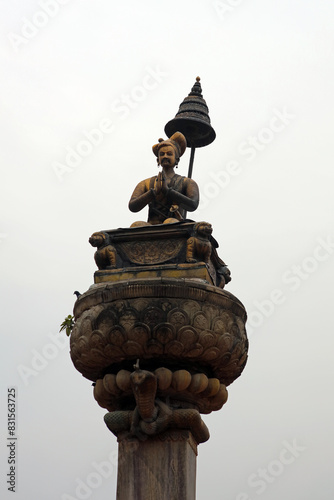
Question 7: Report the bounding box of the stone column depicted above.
[116,431,197,500]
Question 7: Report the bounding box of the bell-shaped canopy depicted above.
[165,77,216,148]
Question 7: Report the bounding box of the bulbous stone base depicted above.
[71,279,247,384]
[70,278,247,421]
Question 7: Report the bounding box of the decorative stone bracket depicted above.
[103,365,210,444]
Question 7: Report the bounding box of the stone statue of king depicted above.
[128,132,199,226]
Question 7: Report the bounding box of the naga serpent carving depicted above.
[104,363,210,444]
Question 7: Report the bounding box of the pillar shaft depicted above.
[116,431,197,500]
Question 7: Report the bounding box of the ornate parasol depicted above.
[164,76,216,179]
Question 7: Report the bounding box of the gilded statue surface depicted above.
[128,132,199,225]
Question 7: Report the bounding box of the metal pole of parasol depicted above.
[187,145,196,180]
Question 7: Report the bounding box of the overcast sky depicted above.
[1,1,334,499]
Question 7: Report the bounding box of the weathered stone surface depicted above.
[116,432,197,500]
[95,367,227,415]
[70,279,248,387]
[94,262,213,284]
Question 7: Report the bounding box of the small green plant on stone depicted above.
[60,315,74,336]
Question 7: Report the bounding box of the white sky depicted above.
[1,0,334,499]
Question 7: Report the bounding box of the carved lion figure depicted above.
[186,222,213,263]
[89,232,117,270]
